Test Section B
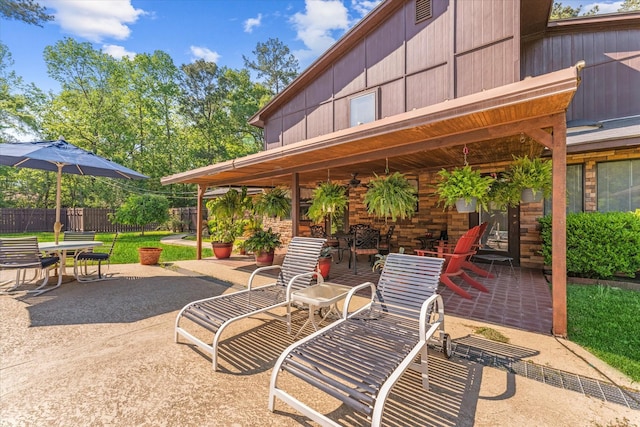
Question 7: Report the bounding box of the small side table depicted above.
[473,254,516,279]
[291,282,352,338]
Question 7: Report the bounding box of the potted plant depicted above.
[363,172,417,221]
[435,165,494,212]
[488,172,521,210]
[206,188,253,259]
[307,181,348,233]
[507,155,552,203]
[244,228,283,266]
[138,247,163,265]
[316,246,333,279]
[254,187,291,218]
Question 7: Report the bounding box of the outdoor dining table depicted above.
[38,240,103,278]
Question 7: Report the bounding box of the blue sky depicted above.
[0,0,628,93]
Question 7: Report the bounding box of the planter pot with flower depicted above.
[206,188,253,259]
[507,155,552,203]
[244,228,283,266]
[435,165,494,213]
[316,246,334,279]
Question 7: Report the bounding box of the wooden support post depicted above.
[196,184,206,260]
[551,116,567,336]
[291,173,300,237]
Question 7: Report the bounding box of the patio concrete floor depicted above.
[1,259,638,426]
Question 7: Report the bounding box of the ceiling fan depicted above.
[348,172,362,188]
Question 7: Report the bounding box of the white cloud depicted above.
[244,13,262,33]
[49,0,145,43]
[190,46,221,63]
[351,0,382,17]
[102,44,136,59]
[290,0,350,61]
[583,2,623,14]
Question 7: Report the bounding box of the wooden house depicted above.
[162,0,640,334]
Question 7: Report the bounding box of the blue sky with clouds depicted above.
[0,0,628,93]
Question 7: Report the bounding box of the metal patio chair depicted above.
[175,236,326,370]
[0,236,62,295]
[269,253,450,427]
[74,233,118,282]
[348,227,380,275]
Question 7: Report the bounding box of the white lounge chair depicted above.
[175,236,326,370]
[269,253,449,427]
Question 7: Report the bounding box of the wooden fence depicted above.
[0,207,201,234]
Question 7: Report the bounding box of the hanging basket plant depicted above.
[307,181,348,226]
[364,172,418,221]
[435,165,494,212]
[488,172,521,210]
[506,155,552,203]
[254,187,291,218]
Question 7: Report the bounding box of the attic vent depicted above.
[415,0,432,23]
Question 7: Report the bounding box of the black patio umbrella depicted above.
[0,138,148,243]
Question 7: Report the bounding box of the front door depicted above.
[471,204,520,265]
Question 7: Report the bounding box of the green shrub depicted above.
[110,194,170,236]
[539,211,640,278]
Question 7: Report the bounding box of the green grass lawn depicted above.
[567,284,640,382]
[2,231,212,263]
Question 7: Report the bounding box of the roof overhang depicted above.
[162,64,582,188]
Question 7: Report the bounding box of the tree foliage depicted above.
[619,0,640,12]
[0,0,53,26]
[550,1,599,19]
[110,194,170,235]
[243,37,299,95]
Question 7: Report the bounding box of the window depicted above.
[597,159,640,212]
[349,91,377,127]
[544,164,584,214]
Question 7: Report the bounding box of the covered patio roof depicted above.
[161,64,582,189]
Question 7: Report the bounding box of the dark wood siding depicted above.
[522,28,640,122]
[261,0,520,149]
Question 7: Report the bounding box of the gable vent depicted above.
[415,0,432,23]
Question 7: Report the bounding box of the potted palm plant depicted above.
[363,172,417,221]
[244,228,282,266]
[507,155,552,203]
[206,188,252,258]
[435,165,494,212]
[307,181,348,233]
[254,187,291,218]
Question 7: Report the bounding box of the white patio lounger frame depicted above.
[175,236,326,370]
[269,253,450,427]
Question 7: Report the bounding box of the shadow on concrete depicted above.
[24,272,231,327]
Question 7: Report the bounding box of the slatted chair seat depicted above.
[175,236,326,370]
[0,236,62,295]
[62,231,96,259]
[270,253,450,427]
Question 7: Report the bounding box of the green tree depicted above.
[243,38,299,95]
[110,194,169,235]
[619,0,640,11]
[0,0,53,26]
[550,1,599,19]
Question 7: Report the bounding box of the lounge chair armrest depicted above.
[419,293,445,339]
[343,281,376,319]
[247,264,282,290]
[284,271,323,299]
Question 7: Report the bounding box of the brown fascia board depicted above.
[547,12,640,34]
[249,0,406,128]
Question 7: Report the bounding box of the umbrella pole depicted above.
[54,164,63,245]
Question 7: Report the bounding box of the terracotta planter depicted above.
[317,257,332,279]
[254,250,275,266]
[212,242,233,259]
[138,247,162,265]
[455,197,477,213]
